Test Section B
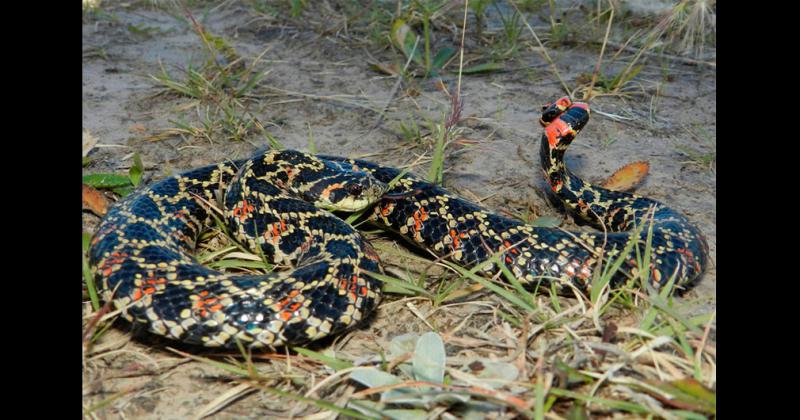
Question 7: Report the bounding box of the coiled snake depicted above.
[89,97,708,348]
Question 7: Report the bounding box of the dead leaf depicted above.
[601,161,649,191]
[82,129,98,157]
[82,183,109,216]
[128,124,147,134]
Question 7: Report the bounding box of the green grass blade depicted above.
[292,347,353,371]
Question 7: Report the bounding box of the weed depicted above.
[469,0,492,41]
[675,124,716,172]
[492,1,524,58]
[147,5,272,144]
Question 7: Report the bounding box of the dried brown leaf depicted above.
[82,183,110,216]
[601,161,650,191]
[128,124,147,134]
[369,62,399,76]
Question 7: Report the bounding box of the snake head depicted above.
[539,97,590,131]
[302,172,388,212]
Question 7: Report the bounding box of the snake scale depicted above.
[89,97,708,349]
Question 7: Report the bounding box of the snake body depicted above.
[89,98,708,348]
[90,150,387,348]
[326,98,708,290]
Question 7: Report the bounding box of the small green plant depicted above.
[675,124,716,172]
[348,332,527,417]
[493,2,524,57]
[82,152,145,197]
[148,6,270,143]
[288,0,306,18]
[601,132,618,149]
[391,0,456,78]
[469,0,493,41]
[396,116,423,144]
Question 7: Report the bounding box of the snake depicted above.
[88,97,708,349]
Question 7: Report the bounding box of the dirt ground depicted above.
[83,1,715,418]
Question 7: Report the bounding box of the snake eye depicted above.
[346,183,363,197]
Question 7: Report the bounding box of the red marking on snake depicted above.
[379,203,394,217]
[174,209,190,219]
[564,263,576,277]
[271,223,282,239]
[413,207,429,231]
[551,180,563,192]
[276,290,300,310]
[502,239,520,255]
[99,251,129,277]
[264,220,288,243]
[192,290,223,317]
[675,248,702,271]
[450,229,467,248]
[232,200,254,221]
[545,119,572,148]
[136,272,168,299]
[576,260,593,280]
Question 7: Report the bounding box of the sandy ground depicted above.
[83,1,715,418]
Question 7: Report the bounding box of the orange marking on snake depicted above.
[545,119,572,148]
[450,229,461,248]
[320,183,343,199]
[380,203,394,217]
[555,96,572,108]
[576,260,593,280]
[277,290,300,309]
[272,223,281,238]
[675,247,702,271]
[551,180,563,192]
[503,240,520,255]
[232,200,254,221]
[413,207,428,231]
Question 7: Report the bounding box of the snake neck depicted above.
[537,106,664,233]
